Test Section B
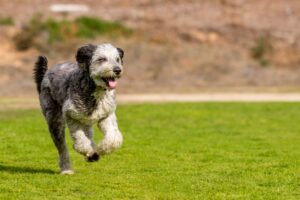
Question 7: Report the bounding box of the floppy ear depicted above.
[76,44,97,70]
[117,47,124,59]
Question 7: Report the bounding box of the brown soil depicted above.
[1,0,300,96]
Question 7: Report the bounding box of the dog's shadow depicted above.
[0,164,55,174]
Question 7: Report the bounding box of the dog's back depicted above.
[34,58,79,105]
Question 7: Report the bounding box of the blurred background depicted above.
[0,0,300,98]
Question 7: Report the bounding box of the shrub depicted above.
[14,15,44,50]
[251,36,273,67]
[75,16,132,38]
[44,19,77,43]
[14,15,133,51]
[0,17,14,26]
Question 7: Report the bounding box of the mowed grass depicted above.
[0,103,299,199]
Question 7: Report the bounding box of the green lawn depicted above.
[0,103,299,199]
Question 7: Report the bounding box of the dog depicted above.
[34,43,124,174]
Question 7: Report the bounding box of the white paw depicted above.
[60,169,75,175]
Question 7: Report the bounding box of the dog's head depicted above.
[76,43,124,90]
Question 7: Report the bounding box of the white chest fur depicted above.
[64,90,116,125]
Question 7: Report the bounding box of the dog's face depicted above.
[76,43,124,90]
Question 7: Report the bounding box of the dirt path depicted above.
[117,93,300,103]
[1,93,300,110]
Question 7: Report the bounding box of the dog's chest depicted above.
[88,97,116,122]
[64,91,116,124]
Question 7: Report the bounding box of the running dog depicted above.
[34,43,124,174]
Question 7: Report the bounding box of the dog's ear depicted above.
[76,44,97,70]
[117,47,124,59]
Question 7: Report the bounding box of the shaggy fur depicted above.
[34,43,124,174]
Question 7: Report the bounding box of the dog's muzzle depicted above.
[95,67,122,90]
[102,77,118,89]
[113,66,122,75]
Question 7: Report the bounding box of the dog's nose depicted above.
[113,66,122,75]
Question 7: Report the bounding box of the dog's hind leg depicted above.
[40,91,73,174]
[48,115,73,174]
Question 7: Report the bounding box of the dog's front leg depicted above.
[97,113,123,155]
[66,117,97,159]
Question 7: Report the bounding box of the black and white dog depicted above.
[34,43,124,174]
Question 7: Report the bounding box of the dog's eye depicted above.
[116,58,120,63]
[97,58,107,63]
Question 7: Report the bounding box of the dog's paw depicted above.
[60,169,75,175]
[85,152,100,162]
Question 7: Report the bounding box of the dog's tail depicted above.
[34,56,48,94]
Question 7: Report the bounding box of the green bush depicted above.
[14,15,44,50]
[44,19,76,43]
[0,17,14,26]
[14,15,133,51]
[251,36,273,67]
[75,16,132,38]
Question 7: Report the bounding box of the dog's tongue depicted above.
[108,79,117,89]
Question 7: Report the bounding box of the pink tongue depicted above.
[108,79,117,89]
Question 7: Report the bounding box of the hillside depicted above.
[0,0,300,96]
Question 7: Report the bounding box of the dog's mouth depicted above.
[101,77,118,89]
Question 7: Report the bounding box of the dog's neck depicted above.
[74,69,114,115]
[79,70,97,93]
[79,70,111,99]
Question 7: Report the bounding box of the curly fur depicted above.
[34,43,124,174]
[33,56,48,93]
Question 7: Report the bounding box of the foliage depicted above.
[14,15,133,51]
[251,36,273,67]
[0,17,14,26]
[75,16,132,38]
[14,15,45,50]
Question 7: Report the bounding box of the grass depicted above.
[0,103,299,199]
